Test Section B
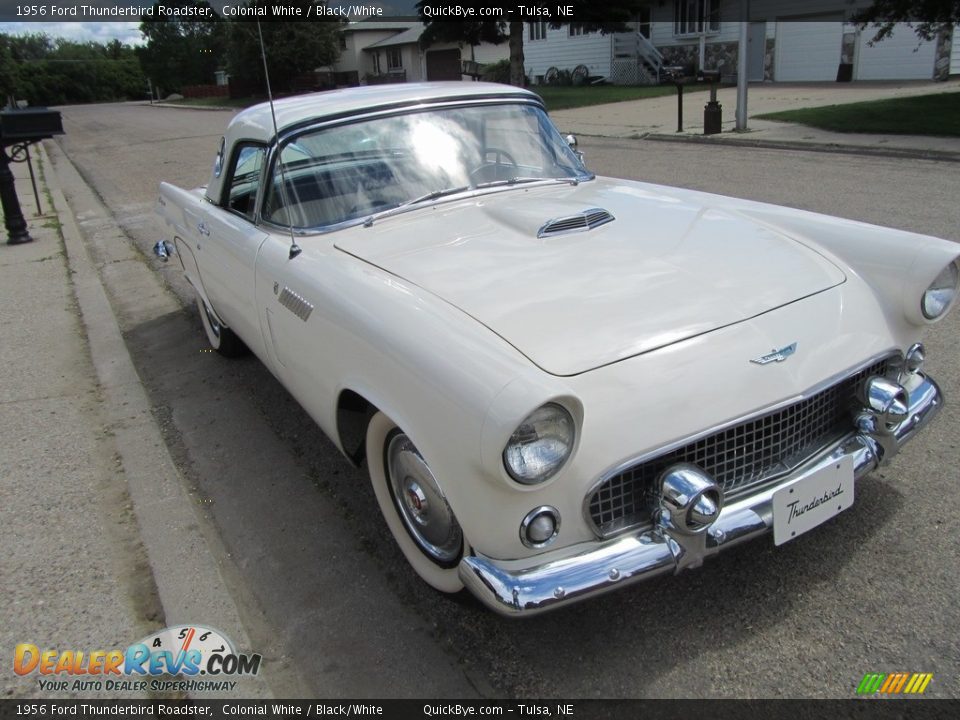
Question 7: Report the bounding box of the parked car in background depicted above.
[157,83,959,616]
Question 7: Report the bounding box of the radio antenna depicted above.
[257,21,301,260]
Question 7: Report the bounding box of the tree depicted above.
[851,0,960,42]
[0,35,18,103]
[138,1,225,95]
[0,31,145,105]
[416,0,649,86]
[225,1,342,94]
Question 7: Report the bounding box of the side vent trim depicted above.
[278,287,314,322]
[538,207,615,238]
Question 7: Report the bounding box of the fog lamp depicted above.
[520,506,560,548]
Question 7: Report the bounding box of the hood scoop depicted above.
[537,207,614,238]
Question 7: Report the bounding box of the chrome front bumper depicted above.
[459,373,942,617]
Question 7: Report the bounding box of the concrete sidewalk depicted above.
[0,146,272,699]
[551,78,960,158]
[1,149,158,698]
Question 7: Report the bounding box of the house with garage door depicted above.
[325,20,508,86]
[523,0,957,84]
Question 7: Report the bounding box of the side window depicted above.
[223,143,266,221]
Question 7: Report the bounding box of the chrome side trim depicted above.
[581,350,900,538]
[277,287,314,322]
[462,372,941,617]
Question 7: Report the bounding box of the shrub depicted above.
[481,59,511,84]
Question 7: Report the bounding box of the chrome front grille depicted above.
[587,358,891,537]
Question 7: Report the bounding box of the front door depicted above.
[199,142,269,357]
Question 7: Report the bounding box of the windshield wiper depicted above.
[402,186,472,208]
[473,176,581,190]
[363,186,470,227]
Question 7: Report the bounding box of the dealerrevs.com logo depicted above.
[14,625,261,693]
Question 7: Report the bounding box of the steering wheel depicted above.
[470,147,519,184]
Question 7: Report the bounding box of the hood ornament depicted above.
[750,342,798,365]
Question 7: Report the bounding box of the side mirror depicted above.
[565,134,584,162]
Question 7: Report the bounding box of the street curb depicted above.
[40,143,274,699]
[642,132,960,163]
[140,101,237,112]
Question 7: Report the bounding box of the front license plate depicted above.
[772,455,854,546]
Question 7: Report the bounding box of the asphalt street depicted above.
[47,101,960,698]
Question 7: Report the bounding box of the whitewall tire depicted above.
[366,412,465,593]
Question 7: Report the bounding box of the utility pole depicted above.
[735,2,749,131]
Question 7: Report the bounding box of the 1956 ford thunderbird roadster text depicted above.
[158,82,959,615]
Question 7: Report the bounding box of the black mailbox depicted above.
[1,107,65,245]
[698,70,722,136]
[0,108,64,142]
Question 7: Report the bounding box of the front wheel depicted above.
[196,291,247,358]
[366,412,465,593]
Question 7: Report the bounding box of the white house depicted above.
[327,20,509,86]
[523,1,957,84]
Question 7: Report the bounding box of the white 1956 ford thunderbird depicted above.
[158,82,959,615]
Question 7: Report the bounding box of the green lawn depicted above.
[164,96,257,108]
[532,83,709,111]
[755,92,960,137]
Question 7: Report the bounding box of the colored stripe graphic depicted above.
[856,673,885,694]
[857,673,932,695]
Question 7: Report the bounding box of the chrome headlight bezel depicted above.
[502,402,575,485]
[921,259,960,320]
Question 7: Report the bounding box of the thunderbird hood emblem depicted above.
[750,342,798,365]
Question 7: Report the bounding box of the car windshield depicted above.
[262,102,590,230]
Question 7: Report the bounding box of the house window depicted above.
[387,48,402,70]
[675,0,720,36]
[529,22,547,41]
[568,24,592,37]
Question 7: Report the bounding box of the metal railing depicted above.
[612,32,665,83]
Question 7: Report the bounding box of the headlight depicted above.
[922,260,959,320]
[502,403,575,484]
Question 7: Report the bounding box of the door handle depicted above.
[197,221,210,236]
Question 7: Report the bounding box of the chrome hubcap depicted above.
[387,433,462,565]
[404,482,429,524]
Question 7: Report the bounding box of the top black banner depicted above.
[0,1,952,24]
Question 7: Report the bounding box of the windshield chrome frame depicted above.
[256,97,595,236]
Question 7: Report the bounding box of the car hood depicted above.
[334,178,846,376]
